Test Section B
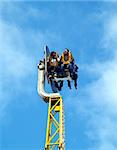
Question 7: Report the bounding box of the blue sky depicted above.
[0,1,117,150]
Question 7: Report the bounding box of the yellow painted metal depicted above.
[45,97,65,150]
[55,106,60,112]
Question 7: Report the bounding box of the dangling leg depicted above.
[55,81,59,91]
[69,62,74,77]
[74,74,78,89]
[68,80,71,89]
[74,79,77,89]
[58,81,63,91]
[50,80,58,93]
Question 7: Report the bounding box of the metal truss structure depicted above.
[45,97,65,150]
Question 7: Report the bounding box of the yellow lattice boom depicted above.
[45,96,65,150]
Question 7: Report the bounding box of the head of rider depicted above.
[51,51,57,59]
[49,51,59,68]
[63,49,69,61]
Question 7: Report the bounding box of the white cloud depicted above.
[0,3,62,122]
[0,19,35,120]
[71,13,117,150]
[0,19,34,81]
[101,14,117,50]
[88,16,117,150]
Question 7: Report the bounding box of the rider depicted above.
[60,49,73,89]
[47,51,60,77]
[61,48,74,66]
[47,51,60,92]
[60,48,78,89]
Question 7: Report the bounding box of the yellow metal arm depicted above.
[45,97,65,150]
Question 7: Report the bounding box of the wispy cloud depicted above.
[69,12,117,150]
[0,3,63,122]
[0,19,35,120]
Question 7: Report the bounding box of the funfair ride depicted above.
[37,46,78,150]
